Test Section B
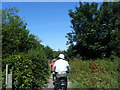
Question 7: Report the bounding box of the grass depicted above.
[68,56,120,88]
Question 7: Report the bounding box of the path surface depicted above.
[46,74,72,89]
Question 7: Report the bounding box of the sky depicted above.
[2,2,81,51]
[1,0,106,2]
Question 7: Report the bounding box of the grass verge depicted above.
[68,56,120,88]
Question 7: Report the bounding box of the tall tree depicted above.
[66,2,120,59]
[2,8,28,55]
[2,7,41,58]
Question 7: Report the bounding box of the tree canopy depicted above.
[2,7,51,89]
[66,2,120,59]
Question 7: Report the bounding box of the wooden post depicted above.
[6,64,12,89]
[6,64,8,85]
[7,72,12,88]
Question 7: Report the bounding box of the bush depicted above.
[2,54,36,89]
[2,49,50,89]
[27,48,49,88]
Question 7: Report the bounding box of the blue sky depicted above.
[2,2,80,51]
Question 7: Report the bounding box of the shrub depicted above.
[2,54,36,89]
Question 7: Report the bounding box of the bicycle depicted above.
[54,72,67,90]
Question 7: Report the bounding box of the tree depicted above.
[2,8,29,56]
[43,45,54,60]
[2,7,50,89]
[2,7,44,59]
[66,2,120,59]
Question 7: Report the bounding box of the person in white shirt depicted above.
[53,54,70,88]
[53,54,70,73]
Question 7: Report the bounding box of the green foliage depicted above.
[52,50,69,61]
[2,7,50,89]
[66,2,120,59]
[116,30,120,57]
[2,8,42,58]
[68,57,119,88]
[27,47,49,88]
[43,46,54,60]
[2,54,36,89]
[2,8,29,56]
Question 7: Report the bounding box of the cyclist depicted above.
[53,54,70,89]
[50,59,56,81]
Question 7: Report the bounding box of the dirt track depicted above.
[46,74,72,89]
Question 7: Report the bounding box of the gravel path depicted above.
[46,74,72,89]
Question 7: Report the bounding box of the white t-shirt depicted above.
[53,59,69,72]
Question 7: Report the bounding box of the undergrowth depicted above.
[68,56,120,88]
